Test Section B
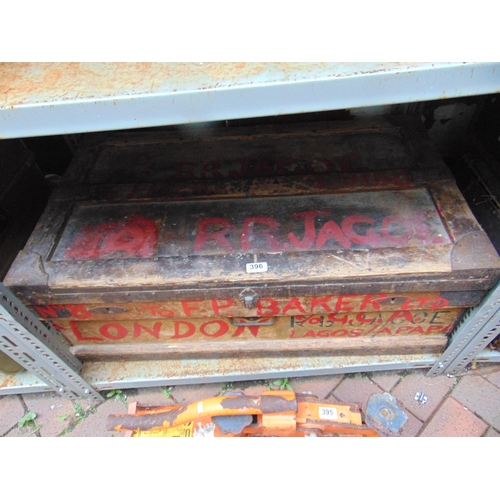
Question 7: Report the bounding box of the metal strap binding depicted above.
[0,282,103,402]
[428,280,500,376]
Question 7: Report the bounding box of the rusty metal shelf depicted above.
[1,353,439,395]
[1,62,500,397]
[1,62,499,139]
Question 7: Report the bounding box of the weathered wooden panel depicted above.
[70,335,449,361]
[52,188,451,260]
[62,117,448,186]
[53,309,461,346]
[6,181,500,298]
[30,291,479,321]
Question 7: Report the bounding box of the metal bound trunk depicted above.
[5,115,500,361]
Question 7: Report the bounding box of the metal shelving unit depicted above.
[1,62,500,398]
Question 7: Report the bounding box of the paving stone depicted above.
[171,383,224,405]
[380,407,423,438]
[370,371,402,392]
[288,375,344,399]
[420,397,488,437]
[398,410,424,437]
[452,375,500,430]
[485,369,500,389]
[484,427,500,437]
[327,393,342,403]
[331,375,383,408]
[5,425,40,437]
[232,381,269,396]
[460,365,500,378]
[391,371,457,421]
[132,387,173,407]
[63,398,127,437]
[22,392,77,437]
[0,395,25,435]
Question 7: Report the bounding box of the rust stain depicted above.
[0,63,407,108]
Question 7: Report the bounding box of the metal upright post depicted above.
[428,279,500,376]
[0,283,103,402]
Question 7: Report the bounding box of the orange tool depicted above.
[106,390,380,437]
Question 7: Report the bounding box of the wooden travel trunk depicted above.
[5,116,500,361]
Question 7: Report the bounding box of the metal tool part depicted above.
[365,392,408,436]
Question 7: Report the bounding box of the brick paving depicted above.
[419,397,488,437]
[1,363,500,437]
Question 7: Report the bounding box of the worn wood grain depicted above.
[30,291,477,321]
[69,335,449,361]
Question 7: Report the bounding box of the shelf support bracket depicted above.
[428,279,500,376]
[0,283,103,402]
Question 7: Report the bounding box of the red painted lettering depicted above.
[387,311,414,323]
[100,216,158,258]
[410,326,425,334]
[211,299,234,316]
[154,307,175,318]
[139,305,158,316]
[381,216,412,246]
[173,321,196,339]
[66,305,93,320]
[330,329,349,336]
[335,295,356,312]
[425,325,445,334]
[316,220,351,249]
[282,298,307,314]
[430,297,450,309]
[288,210,330,250]
[65,215,158,259]
[133,322,161,339]
[241,217,281,252]
[349,329,363,337]
[99,323,128,340]
[310,296,334,313]
[232,326,260,338]
[412,312,429,324]
[356,313,376,324]
[328,313,348,324]
[35,305,67,319]
[256,298,280,316]
[359,294,387,311]
[316,330,330,337]
[182,300,203,318]
[401,298,416,310]
[69,321,103,342]
[376,328,392,335]
[65,227,104,259]
[342,215,383,248]
[416,297,433,308]
[200,320,229,338]
[194,218,235,253]
[395,326,414,334]
[407,211,447,245]
[304,330,316,338]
